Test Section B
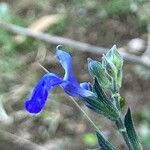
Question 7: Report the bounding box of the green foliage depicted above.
[88,45,123,92]
[105,45,123,71]
[96,132,118,150]
[88,58,111,90]
[83,78,119,121]
[87,45,125,121]
[86,45,143,149]
[124,108,143,150]
[102,45,123,90]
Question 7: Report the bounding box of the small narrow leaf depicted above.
[124,108,143,150]
[96,132,118,150]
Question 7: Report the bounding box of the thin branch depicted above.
[0,22,150,67]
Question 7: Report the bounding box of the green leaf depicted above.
[93,78,119,120]
[83,78,119,121]
[96,132,118,150]
[124,108,143,150]
[88,58,112,90]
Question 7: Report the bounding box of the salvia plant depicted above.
[24,45,143,150]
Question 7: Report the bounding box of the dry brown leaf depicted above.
[14,14,63,44]
[29,14,63,32]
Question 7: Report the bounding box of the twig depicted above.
[0,22,150,67]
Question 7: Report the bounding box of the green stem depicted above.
[116,117,133,150]
[112,79,120,110]
[113,93,121,111]
[112,80,133,150]
[69,97,102,134]
[114,95,133,150]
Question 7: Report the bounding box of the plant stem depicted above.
[112,80,133,150]
[116,117,133,150]
[69,97,102,134]
[114,96,133,149]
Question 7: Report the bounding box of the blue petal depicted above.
[24,73,63,114]
[56,45,77,83]
[80,82,90,90]
[61,81,95,98]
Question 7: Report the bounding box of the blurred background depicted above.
[0,0,150,150]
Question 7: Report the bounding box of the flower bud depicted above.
[102,45,123,89]
[106,45,123,70]
[88,58,111,90]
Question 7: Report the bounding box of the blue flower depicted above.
[24,45,95,114]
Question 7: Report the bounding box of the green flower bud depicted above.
[102,45,123,90]
[102,55,117,79]
[88,58,111,90]
[106,45,123,70]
